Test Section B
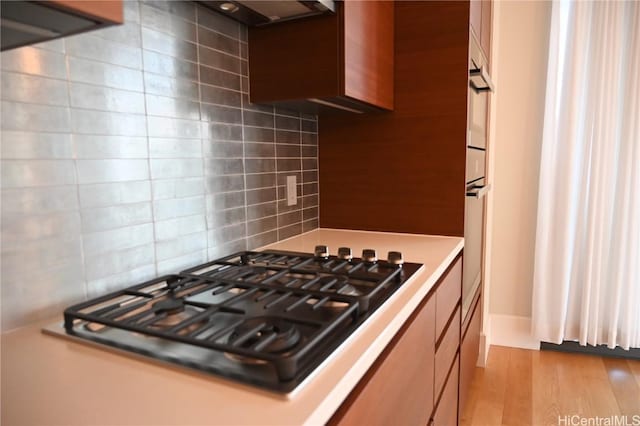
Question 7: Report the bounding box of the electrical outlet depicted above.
[286,175,297,206]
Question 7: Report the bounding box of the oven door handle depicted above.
[466,183,491,199]
[470,66,495,93]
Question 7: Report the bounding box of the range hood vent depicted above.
[198,1,335,26]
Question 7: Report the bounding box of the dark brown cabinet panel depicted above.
[435,306,461,400]
[436,257,463,337]
[1,0,123,51]
[329,293,436,426]
[248,1,393,112]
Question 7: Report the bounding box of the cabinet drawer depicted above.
[435,257,462,339]
[459,295,482,419]
[434,306,460,399]
[433,355,460,426]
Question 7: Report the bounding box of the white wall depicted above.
[483,1,552,333]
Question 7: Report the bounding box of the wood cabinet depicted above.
[329,254,462,425]
[248,1,394,113]
[1,0,123,51]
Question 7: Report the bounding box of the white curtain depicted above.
[532,0,640,350]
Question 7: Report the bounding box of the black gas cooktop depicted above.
[60,247,422,392]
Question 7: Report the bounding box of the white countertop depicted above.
[1,229,463,426]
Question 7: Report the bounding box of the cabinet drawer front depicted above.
[433,355,460,426]
[434,306,461,399]
[459,295,482,419]
[435,257,462,339]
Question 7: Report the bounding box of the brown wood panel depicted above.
[480,0,492,65]
[329,294,436,426]
[459,294,481,419]
[435,256,462,338]
[343,0,394,110]
[433,355,460,426]
[434,306,460,400]
[319,1,470,236]
[48,0,123,23]
[248,13,341,104]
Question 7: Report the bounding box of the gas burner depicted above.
[152,297,184,315]
[228,317,301,354]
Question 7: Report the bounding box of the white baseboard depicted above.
[488,314,540,350]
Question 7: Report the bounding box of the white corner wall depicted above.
[482,0,552,351]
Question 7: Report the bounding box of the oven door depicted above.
[462,178,489,320]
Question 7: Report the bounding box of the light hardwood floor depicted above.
[460,345,640,426]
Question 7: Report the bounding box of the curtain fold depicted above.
[532,0,640,350]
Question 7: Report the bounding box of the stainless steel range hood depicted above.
[198,1,335,26]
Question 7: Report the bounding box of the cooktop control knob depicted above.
[337,247,353,261]
[314,245,329,259]
[362,249,378,263]
[388,251,404,267]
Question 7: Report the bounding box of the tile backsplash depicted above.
[0,0,319,332]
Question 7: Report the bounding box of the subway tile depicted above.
[123,0,141,23]
[1,72,69,106]
[145,94,200,120]
[198,46,240,74]
[275,115,301,131]
[241,76,249,94]
[239,27,247,43]
[152,177,204,200]
[303,194,319,208]
[279,222,303,240]
[207,238,247,259]
[302,169,318,183]
[87,264,157,298]
[246,187,277,206]
[303,206,318,221]
[206,207,246,229]
[200,103,242,124]
[277,158,302,172]
[302,120,318,132]
[149,138,202,158]
[142,50,198,80]
[277,210,302,229]
[200,84,242,108]
[155,214,206,241]
[247,216,277,236]
[245,173,276,190]
[155,231,207,261]
[94,20,142,46]
[30,38,65,53]
[153,196,205,221]
[76,159,149,184]
[242,95,273,113]
[277,171,302,187]
[278,197,303,213]
[208,222,246,246]
[202,123,243,141]
[141,27,197,62]
[71,109,147,136]
[141,4,197,41]
[247,230,277,250]
[302,158,318,170]
[1,131,73,159]
[2,186,78,215]
[199,66,241,91]
[74,135,148,159]
[244,126,274,143]
[205,158,244,175]
[302,218,319,233]
[1,235,83,276]
[197,26,239,56]
[276,130,301,144]
[1,101,70,132]
[240,60,248,77]
[246,201,277,220]
[67,56,144,92]
[197,5,240,39]
[0,47,67,79]
[276,144,301,158]
[203,140,243,158]
[150,159,203,179]
[209,191,245,211]
[303,182,319,196]
[240,42,248,60]
[2,211,81,243]
[79,181,151,208]
[142,0,196,22]
[1,160,76,188]
[157,250,207,276]
[245,158,276,174]
[205,174,245,192]
[69,83,146,114]
[81,202,152,233]
[302,145,317,157]
[302,132,318,145]
[83,223,154,256]
[147,116,201,138]
[275,108,300,118]
[243,110,274,128]
[66,34,142,69]
[245,142,275,158]
[143,72,199,100]
[85,244,155,281]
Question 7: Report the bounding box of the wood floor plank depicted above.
[531,350,561,426]
[460,366,485,426]
[627,359,640,389]
[501,348,532,425]
[469,345,510,425]
[602,357,640,416]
